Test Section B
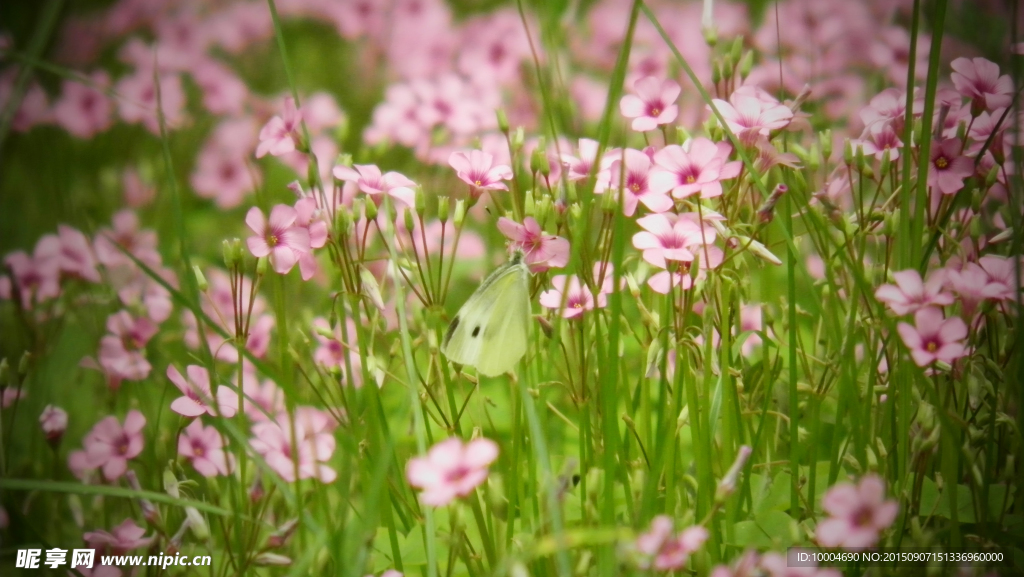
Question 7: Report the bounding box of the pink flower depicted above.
[245,205,311,275]
[83,519,154,555]
[635,516,708,571]
[116,71,187,134]
[977,255,1024,301]
[80,410,146,481]
[896,307,968,367]
[333,164,416,208]
[874,269,953,316]
[816,475,898,550]
[1,388,25,408]
[3,246,61,308]
[0,70,50,131]
[98,310,157,383]
[632,213,712,269]
[859,88,920,134]
[302,92,345,134]
[712,87,793,143]
[559,138,616,183]
[191,144,260,209]
[36,225,101,283]
[951,57,1013,112]
[649,138,741,199]
[93,209,161,268]
[191,59,249,116]
[449,150,513,192]
[927,138,972,196]
[239,368,285,421]
[539,264,614,319]
[109,264,175,324]
[250,409,337,483]
[256,96,303,158]
[312,317,367,387]
[497,217,569,273]
[619,76,680,131]
[293,196,328,281]
[598,148,672,216]
[167,365,239,418]
[406,437,498,506]
[51,71,113,138]
[40,404,68,442]
[852,122,903,161]
[178,419,232,477]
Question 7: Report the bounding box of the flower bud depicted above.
[336,205,354,237]
[266,518,299,548]
[164,468,180,498]
[985,164,1000,187]
[249,476,265,502]
[403,206,416,236]
[535,196,553,229]
[453,199,467,227]
[193,265,208,292]
[524,189,536,218]
[351,197,365,223]
[437,195,450,223]
[843,139,853,165]
[334,153,353,172]
[255,255,268,276]
[222,239,238,269]
[530,138,549,176]
[702,23,718,47]
[18,352,30,376]
[360,266,385,312]
[729,36,743,65]
[716,445,752,502]
[879,147,892,175]
[362,197,377,222]
[600,184,619,214]
[255,553,292,566]
[711,61,722,85]
[511,126,525,152]
[820,130,833,162]
[186,506,210,540]
[739,51,754,79]
[414,186,426,214]
[496,109,509,135]
[39,404,67,446]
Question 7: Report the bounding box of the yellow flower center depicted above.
[475,179,483,186]
[267,234,279,247]
[630,183,641,192]
[650,107,661,116]
[685,175,696,184]
[935,157,948,169]
[926,341,938,352]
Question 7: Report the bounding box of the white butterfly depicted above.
[441,250,531,376]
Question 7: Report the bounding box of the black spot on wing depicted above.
[471,326,481,337]
[444,316,460,345]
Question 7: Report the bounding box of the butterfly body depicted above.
[441,251,531,376]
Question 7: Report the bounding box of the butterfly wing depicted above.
[442,261,531,376]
